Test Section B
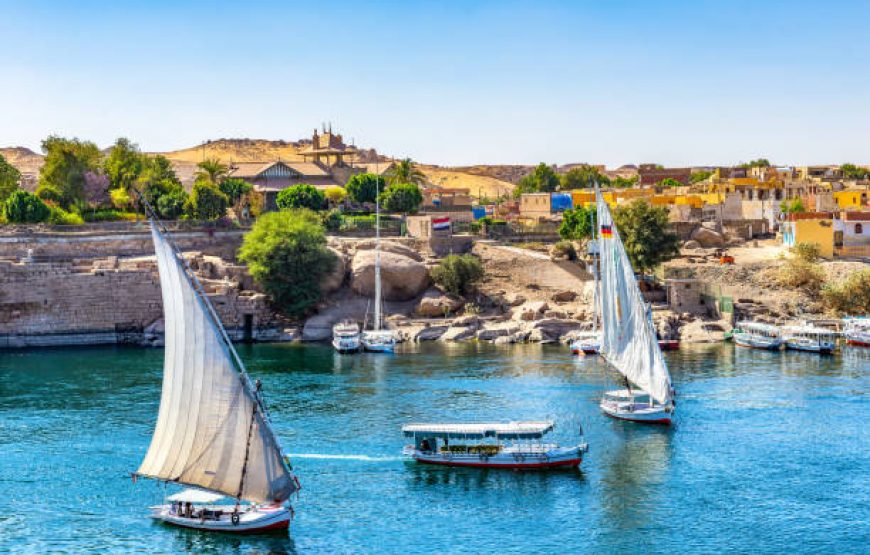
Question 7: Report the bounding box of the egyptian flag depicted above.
[600,224,613,238]
[432,217,450,231]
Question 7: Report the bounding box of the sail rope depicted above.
[236,395,259,505]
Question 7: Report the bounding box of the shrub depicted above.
[321,209,342,231]
[237,209,337,318]
[791,242,820,263]
[559,206,595,240]
[324,185,347,206]
[776,259,825,292]
[822,268,870,315]
[551,240,577,261]
[3,190,50,223]
[48,206,85,225]
[81,209,139,222]
[430,254,485,296]
[185,180,228,220]
[379,183,422,214]
[110,187,132,210]
[276,184,326,211]
[157,189,188,220]
[345,173,385,204]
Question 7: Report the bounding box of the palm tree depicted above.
[195,157,229,185]
[386,158,426,186]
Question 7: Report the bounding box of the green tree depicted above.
[345,172,386,204]
[137,154,182,205]
[3,190,50,223]
[0,154,21,202]
[379,183,423,214]
[324,185,347,207]
[738,158,771,169]
[779,198,805,214]
[386,158,426,186]
[561,165,610,189]
[156,188,188,219]
[690,170,713,184]
[612,175,639,188]
[219,177,253,207]
[658,178,683,188]
[37,136,102,208]
[513,163,560,197]
[195,157,229,185]
[430,254,485,296]
[612,200,680,274]
[238,209,337,318]
[841,163,869,180]
[558,205,596,240]
[276,184,326,211]
[185,180,228,220]
[104,138,144,191]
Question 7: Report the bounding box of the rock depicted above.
[439,326,477,341]
[416,289,465,317]
[505,294,526,307]
[531,318,584,339]
[321,248,347,293]
[543,310,567,319]
[451,315,480,328]
[415,325,449,341]
[551,290,577,303]
[351,250,430,301]
[353,239,423,261]
[493,336,514,345]
[476,327,516,341]
[302,313,337,341]
[513,301,549,321]
[510,330,531,343]
[528,328,556,342]
[690,227,726,248]
[683,240,702,250]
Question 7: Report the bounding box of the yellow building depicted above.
[781,213,835,259]
[833,190,868,209]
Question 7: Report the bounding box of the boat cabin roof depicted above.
[402,420,554,440]
[737,321,780,334]
[782,325,836,335]
[166,488,225,504]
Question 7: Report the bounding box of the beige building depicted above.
[519,193,553,220]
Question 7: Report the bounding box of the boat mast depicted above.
[374,163,382,331]
[590,202,598,336]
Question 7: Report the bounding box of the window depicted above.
[856,223,864,234]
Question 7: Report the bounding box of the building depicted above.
[519,193,554,220]
[838,212,870,257]
[781,212,836,259]
[421,187,473,211]
[666,278,706,315]
[637,165,692,186]
[227,161,336,211]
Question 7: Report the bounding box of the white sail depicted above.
[596,187,673,405]
[137,222,298,504]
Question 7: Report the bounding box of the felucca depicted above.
[361,184,396,353]
[594,185,676,424]
[134,212,300,533]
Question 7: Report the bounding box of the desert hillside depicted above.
[0,147,44,175]
[421,166,516,198]
[159,139,308,164]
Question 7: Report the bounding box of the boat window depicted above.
[856,223,863,234]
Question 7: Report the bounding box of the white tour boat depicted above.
[782,325,837,354]
[733,321,783,350]
[593,185,676,425]
[402,421,588,470]
[332,320,362,353]
[135,208,300,534]
[843,318,870,347]
[361,191,396,353]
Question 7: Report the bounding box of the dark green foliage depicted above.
[779,198,805,215]
[157,188,188,219]
[104,138,144,191]
[185,180,228,220]
[219,177,253,206]
[561,165,610,189]
[0,154,21,202]
[386,158,426,186]
[321,209,342,231]
[137,155,182,204]
[3,190,50,223]
[37,136,102,208]
[430,254,485,296]
[559,205,596,240]
[612,175,639,188]
[690,170,713,184]
[841,163,869,180]
[379,183,422,213]
[345,173,385,204]
[612,200,680,274]
[238,209,337,318]
[738,158,771,169]
[195,158,229,185]
[276,184,326,211]
[658,178,683,188]
[514,163,560,197]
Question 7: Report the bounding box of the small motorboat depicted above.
[570,331,600,355]
[733,321,783,350]
[332,320,361,353]
[361,329,396,353]
[782,325,837,354]
[402,421,588,470]
[657,339,680,351]
[150,489,292,534]
[843,318,870,347]
[600,389,673,425]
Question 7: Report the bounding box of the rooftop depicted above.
[402,420,555,439]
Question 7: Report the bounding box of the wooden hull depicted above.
[407,446,586,470]
[151,505,291,534]
[657,339,680,351]
[600,398,672,425]
[846,339,870,347]
[734,335,782,350]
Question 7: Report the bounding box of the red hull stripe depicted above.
[846,339,870,347]
[415,458,582,469]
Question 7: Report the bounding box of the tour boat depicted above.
[593,185,676,425]
[134,209,299,534]
[657,339,680,351]
[733,321,783,350]
[332,320,362,353]
[361,192,397,353]
[402,421,588,469]
[571,209,601,356]
[843,318,870,347]
[782,325,837,354]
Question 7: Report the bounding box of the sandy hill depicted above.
[0,147,44,175]
[159,139,308,164]
[421,166,516,199]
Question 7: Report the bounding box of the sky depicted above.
[2,0,869,167]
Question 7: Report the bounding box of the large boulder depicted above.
[416,288,464,317]
[682,240,702,250]
[551,290,577,303]
[439,326,477,341]
[513,301,549,321]
[415,325,449,341]
[351,250,430,301]
[321,248,347,293]
[353,239,423,261]
[690,227,726,248]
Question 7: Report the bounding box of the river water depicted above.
[0,342,867,554]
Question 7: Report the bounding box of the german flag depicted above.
[600,224,613,238]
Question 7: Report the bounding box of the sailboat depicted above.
[571,208,601,356]
[361,189,396,353]
[135,210,300,533]
[594,185,676,425]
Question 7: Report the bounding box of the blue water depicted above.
[0,342,867,554]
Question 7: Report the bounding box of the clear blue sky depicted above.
[2,0,868,167]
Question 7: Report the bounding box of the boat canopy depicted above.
[738,321,781,334]
[402,421,554,440]
[167,488,225,504]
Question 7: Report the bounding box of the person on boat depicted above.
[420,439,431,453]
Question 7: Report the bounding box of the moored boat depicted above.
[135,206,300,534]
[782,325,837,354]
[333,320,362,353]
[843,318,870,347]
[402,421,588,469]
[360,191,397,353]
[657,339,680,351]
[570,331,600,355]
[733,321,783,350]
